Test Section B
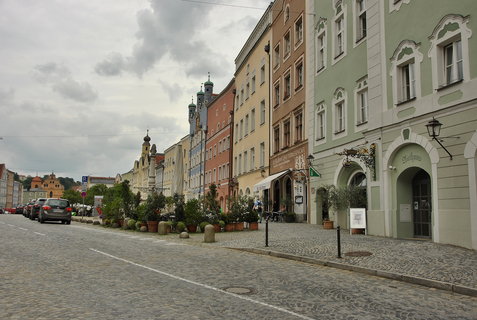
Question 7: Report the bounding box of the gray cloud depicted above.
[95,0,229,79]
[33,62,98,103]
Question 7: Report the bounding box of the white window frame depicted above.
[315,103,326,145]
[260,100,266,125]
[250,147,255,170]
[273,43,280,70]
[316,24,327,73]
[283,69,291,101]
[294,14,304,48]
[332,1,347,64]
[354,77,368,130]
[391,40,423,105]
[294,56,304,92]
[251,108,256,132]
[353,0,366,46]
[260,142,265,168]
[332,88,347,139]
[283,29,291,61]
[428,14,471,91]
[273,80,281,107]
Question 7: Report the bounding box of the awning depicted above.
[253,170,289,192]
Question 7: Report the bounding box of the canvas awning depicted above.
[253,170,289,192]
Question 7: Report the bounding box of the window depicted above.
[238,154,242,174]
[390,40,423,105]
[428,15,470,90]
[315,104,326,141]
[333,1,346,62]
[234,156,237,175]
[294,112,303,142]
[274,126,280,153]
[295,59,304,90]
[399,63,416,102]
[235,124,238,143]
[213,168,216,183]
[274,44,280,69]
[251,108,256,132]
[284,31,291,59]
[335,102,345,133]
[444,40,463,85]
[335,17,344,57]
[284,5,290,22]
[274,81,280,107]
[316,28,326,72]
[251,75,256,93]
[284,72,291,100]
[246,82,250,100]
[240,119,243,139]
[260,142,265,167]
[244,151,248,173]
[333,88,346,135]
[284,120,291,147]
[235,95,239,110]
[355,0,366,42]
[295,16,303,46]
[260,100,266,124]
[245,114,249,136]
[250,148,255,170]
[260,65,266,84]
[240,89,244,105]
[357,89,368,125]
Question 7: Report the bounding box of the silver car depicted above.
[38,198,72,224]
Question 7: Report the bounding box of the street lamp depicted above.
[425,117,453,160]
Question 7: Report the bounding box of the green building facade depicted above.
[306,0,477,249]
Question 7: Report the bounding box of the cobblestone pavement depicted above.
[158,221,477,294]
[1,215,477,319]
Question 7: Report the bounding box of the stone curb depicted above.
[233,248,477,298]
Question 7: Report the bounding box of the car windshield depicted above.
[48,199,69,208]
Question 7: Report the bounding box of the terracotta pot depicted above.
[235,222,244,231]
[213,224,221,232]
[351,228,365,234]
[118,219,124,227]
[249,222,259,231]
[147,220,158,233]
[187,224,197,233]
[323,220,334,229]
[224,223,235,232]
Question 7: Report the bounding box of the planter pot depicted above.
[187,225,197,233]
[118,219,125,227]
[235,222,244,231]
[249,222,259,231]
[213,224,221,233]
[224,223,235,232]
[351,228,365,234]
[323,220,334,229]
[147,220,159,233]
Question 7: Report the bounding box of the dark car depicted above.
[15,206,24,214]
[38,198,72,224]
[30,198,47,220]
[24,200,36,218]
[0,208,4,214]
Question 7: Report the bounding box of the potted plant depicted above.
[145,192,166,233]
[176,221,186,233]
[244,210,259,230]
[184,198,202,233]
[284,211,296,223]
[221,212,234,232]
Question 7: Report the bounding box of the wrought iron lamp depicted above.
[425,117,453,160]
[336,144,377,179]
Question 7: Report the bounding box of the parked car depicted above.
[30,198,47,220]
[38,198,72,224]
[15,206,24,214]
[0,208,4,214]
[24,200,36,218]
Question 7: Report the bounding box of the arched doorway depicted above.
[412,169,432,238]
[349,172,367,209]
[316,187,329,223]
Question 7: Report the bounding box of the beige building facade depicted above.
[233,4,272,204]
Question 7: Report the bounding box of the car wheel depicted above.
[39,216,44,224]
[66,220,71,225]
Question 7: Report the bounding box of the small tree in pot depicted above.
[184,198,202,233]
[144,192,166,232]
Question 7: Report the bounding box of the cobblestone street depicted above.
[1,215,476,319]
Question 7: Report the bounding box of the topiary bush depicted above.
[199,221,210,232]
[176,221,186,233]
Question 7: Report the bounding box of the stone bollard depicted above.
[204,224,215,243]
[179,231,189,239]
[158,221,167,235]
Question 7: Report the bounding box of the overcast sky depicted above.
[0,0,270,182]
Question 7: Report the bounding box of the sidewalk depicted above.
[75,217,477,297]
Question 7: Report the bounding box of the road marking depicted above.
[18,227,28,231]
[153,240,166,243]
[34,232,46,236]
[90,248,316,320]
[7,224,14,227]
[165,242,185,246]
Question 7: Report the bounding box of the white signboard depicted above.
[400,204,412,222]
[350,208,366,229]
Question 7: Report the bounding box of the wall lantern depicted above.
[425,117,453,160]
[336,144,377,179]
[307,154,314,166]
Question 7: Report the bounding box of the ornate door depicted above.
[412,170,432,238]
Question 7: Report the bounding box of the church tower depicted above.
[142,130,151,157]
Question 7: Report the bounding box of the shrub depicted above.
[199,221,210,232]
[135,221,142,230]
[127,219,137,230]
[184,198,203,226]
[176,221,186,233]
